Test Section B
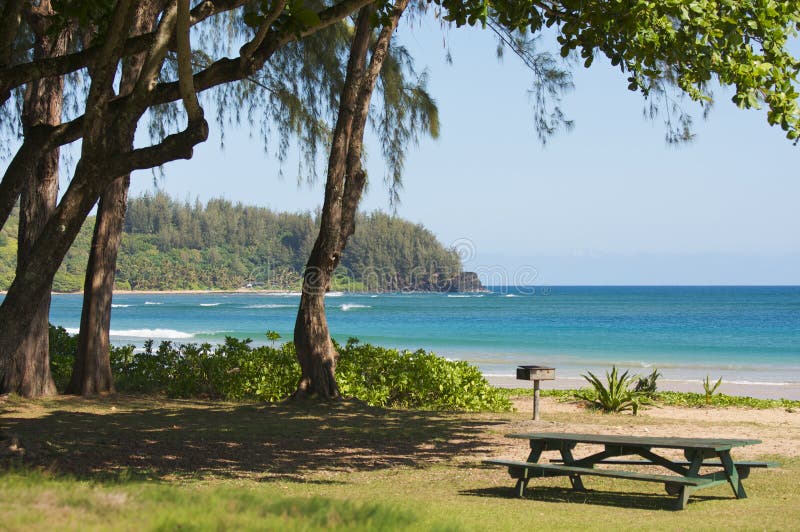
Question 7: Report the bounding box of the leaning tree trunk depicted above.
[292,0,407,399]
[294,263,340,398]
[291,6,373,400]
[69,0,160,396]
[2,7,66,397]
[67,176,129,395]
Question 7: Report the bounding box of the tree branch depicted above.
[0,0,26,68]
[0,0,249,104]
[239,0,287,61]
[83,0,135,123]
[341,0,408,240]
[106,117,209,177]
[1,0,373,161]
[176,0,203,121]
[132,1,179,104]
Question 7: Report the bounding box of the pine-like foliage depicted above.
[0,193,462,292]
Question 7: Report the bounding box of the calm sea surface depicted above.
[45,286,800,387]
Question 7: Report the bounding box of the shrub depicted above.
[49,325,79,391]
[634,368,661,397]
[48,329,510,411]
[336,338,511,411]
[576,366,649,415]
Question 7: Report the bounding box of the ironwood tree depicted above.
[290,0,800,398]
[0,0,379,396]
[68,0,165,396]
[3,0,68,396]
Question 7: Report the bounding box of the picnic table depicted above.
[485,432,777,510]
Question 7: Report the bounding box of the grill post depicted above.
[516,365,555,421]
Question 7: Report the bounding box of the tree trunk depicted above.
[69,0,160,396]
[293,268,340,398]
[291,1,407,399]
[67,176,129,395]
[1,6,66,397]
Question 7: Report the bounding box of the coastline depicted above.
[46,288,301,296]
[486,375,800,401]
[13,289,799,401]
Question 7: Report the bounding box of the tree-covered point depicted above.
[0,193,462,292]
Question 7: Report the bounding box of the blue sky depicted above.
[123,15,798,284]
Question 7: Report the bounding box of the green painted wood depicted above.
[549,459,779,468]
[506,432,761,451]
[482,460,711,486]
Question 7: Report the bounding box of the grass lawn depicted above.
[1,394,798,530]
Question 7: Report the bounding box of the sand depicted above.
[493,396,800,459]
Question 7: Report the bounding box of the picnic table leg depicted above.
[675,451,704,510]
[514,441,546,497]
[718,451,747,499]
[560,444,587,491]
[514,474,529,498]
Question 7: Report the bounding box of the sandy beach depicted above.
[487,375,800,401]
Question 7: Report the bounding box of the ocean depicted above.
[45,286,800,395]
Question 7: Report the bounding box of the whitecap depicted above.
[326,291,344,297]
[109,328,194,339]
[340,303,370,311]
[199,303,221,307]
[144,301,162,305]
[505,294,517,298]
[111,304,131,308]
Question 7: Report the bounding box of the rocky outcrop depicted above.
[442,272,486,293]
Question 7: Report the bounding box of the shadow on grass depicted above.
[460,485,726,511]
[0,396,503,483]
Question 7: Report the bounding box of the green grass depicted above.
[2,395,798,530]
[503,387,800,410]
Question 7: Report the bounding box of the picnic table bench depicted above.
[484,432,778,510]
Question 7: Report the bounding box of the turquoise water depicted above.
[46,286,800,386]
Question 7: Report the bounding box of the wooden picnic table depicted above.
[485,432,776,510]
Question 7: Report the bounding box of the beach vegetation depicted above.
[506,386,800,410]
[266,330,282,347]
[654,391,800,410]
[576,366,649,415]
[634,369,662,398]
[48,327,511,412]
[703,375,724,405]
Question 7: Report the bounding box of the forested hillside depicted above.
[1,193,463,292]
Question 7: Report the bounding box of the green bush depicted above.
[576,365,649,415]
[337,338,511,411]
[49,325,79,391]
[48,329,511,411]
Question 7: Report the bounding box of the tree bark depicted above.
[2,2,66,397]
[292,0,407,399]
[69,0,162,397]
[68,176,129,395]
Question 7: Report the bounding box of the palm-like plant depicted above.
[703,375,723,405]
[634,368,661,397]
[577,366,648,415]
